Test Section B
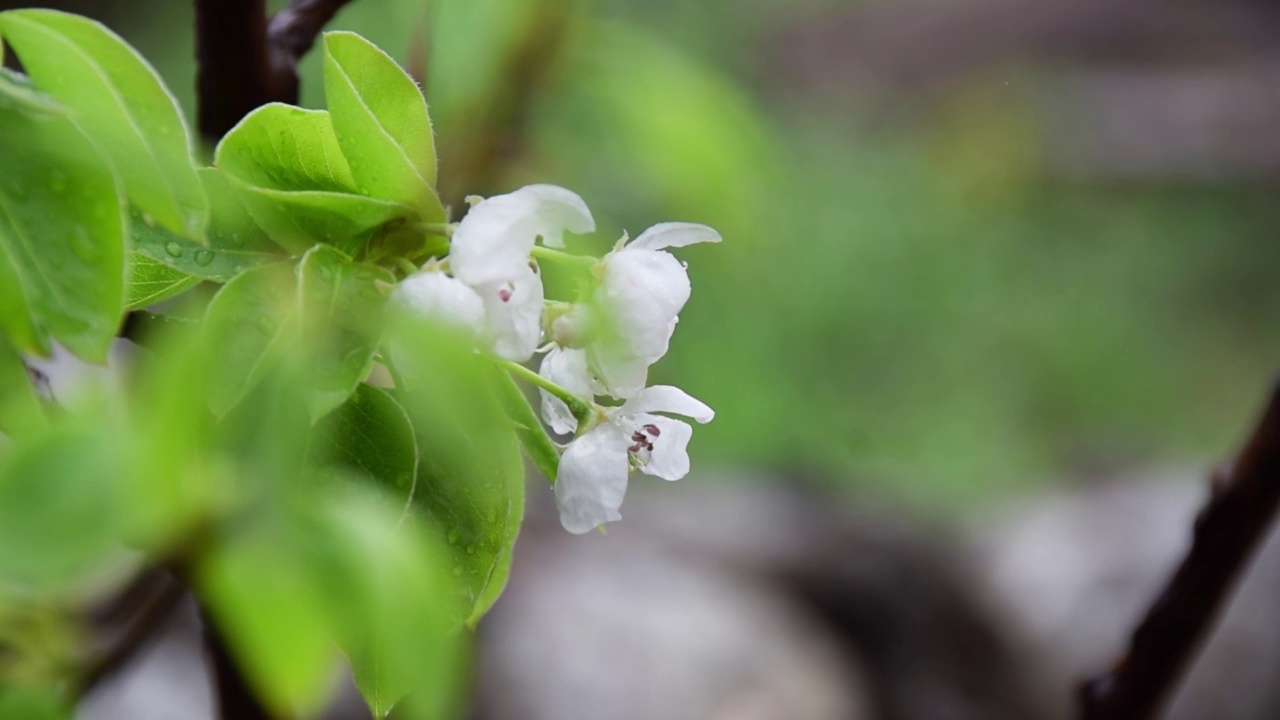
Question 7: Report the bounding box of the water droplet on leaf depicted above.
[194,249,215,266]
[164,241,182,258]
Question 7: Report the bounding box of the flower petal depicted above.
[587,345,650,400]
[449,193,539,287]
[477,265,544,361]
[554,424,631,534]
[391,271,485,332]
[631,413,693,481]
[601,248,691,321]
[520,184,595,248]
[628,222,722,251]
[618,385,714,423]
[538,346,592,435]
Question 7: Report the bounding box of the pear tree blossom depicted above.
[391,183,719,534]
[393,184,594,361]
[554,385,715,534]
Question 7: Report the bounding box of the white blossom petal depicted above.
[449,194,538,287]
[520,184,595,248]
[391,271,485,333]
[538,346,592,435]
[555,424,631,534]
[627,222,722,251]
[617,385,714,423]
[477,265,543,361]
[587,345,650,400]
[629,413,693,481]
[601,248,691,322]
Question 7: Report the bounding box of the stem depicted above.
[195,0,272,144]
[200,603,273,720]
[76,570,187,696]
[1080,378,1280,720]
[530,246,598,271]
[493,369,560,484]
[266,0,358,103]
[496,358,592,427]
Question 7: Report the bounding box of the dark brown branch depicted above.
[1079,379,1280,720]
[195,0,272,144]
[194,0,355,145]
[200,603,273,720]
[77,570,187,695]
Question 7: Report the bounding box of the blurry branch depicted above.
[76,568,187,695]
[1079,379,1280,720]
[433,0,571,207]
[194,0,355,143]
[201,605,273,720]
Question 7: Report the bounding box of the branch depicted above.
[200,603,273,720]
[1079,379,1280,720]
[195,0,272,144]
[194,0,356,145]
[77,569,187,695]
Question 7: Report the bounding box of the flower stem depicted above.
[530,246,598,270]
[497,359,592,426]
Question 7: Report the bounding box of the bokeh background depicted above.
[9,0,1280,718]
[18,0,1279,509]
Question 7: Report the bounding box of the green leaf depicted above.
[0,67,61,115]
[494,366,559,483]
[0,338,44,437]
[311,384,417,513]
[204,249,391,419]
[303,490,462,720]
[215,103,413,254]
[0,428,120,594]
[391,324,525,626]
[0,9,206,238]
[0,685,69,720]
[0,108,125,362]
[197,530,337,717]
[124,253,200,310]
[322,31,445,222]
[129,169,286,282]
[202,263,299,417]
[296,246,394,421]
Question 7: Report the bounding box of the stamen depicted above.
[498,287,512,303]
[643,424,661,437]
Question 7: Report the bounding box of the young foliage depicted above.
[215,104,413,254]
[0,108,124,362]
[310,383,419,515]
[323,31,445,222]
[0,9,206,239]
[128,168,286,284]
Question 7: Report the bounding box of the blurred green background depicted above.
[23,0,1280,509]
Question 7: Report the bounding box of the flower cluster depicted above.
[391,185,719,534]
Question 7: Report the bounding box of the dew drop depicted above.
[451,566,463,577]
[194,249,215,266]
[446,529,460,545]
[70,226,98,261]
[164,241,182,258]
[465,545,476,556]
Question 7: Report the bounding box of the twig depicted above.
[267,0,357,103]
[1079,379,1280,720]
[194,0,272,144]
[77,570,187,695]
[194,0,355,144]
[200,603,273,720]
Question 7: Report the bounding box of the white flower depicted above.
[537,346,592,435]
[395,185,593,362]
[554,385,714,534]
[449,184,594,288]
[391,270,485,334]
[588,222,721,398]
[476,263,544,362]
